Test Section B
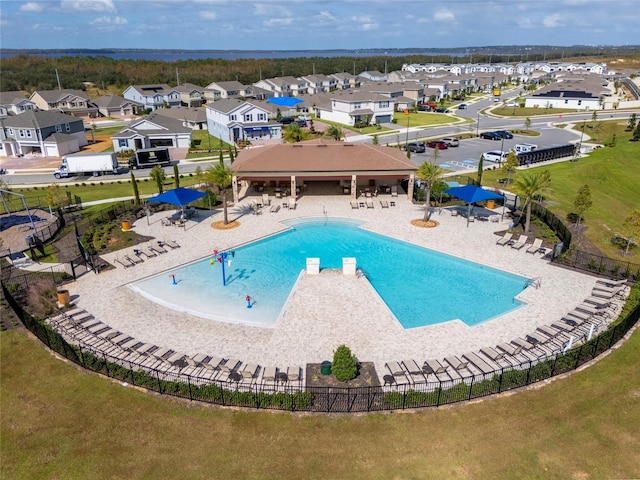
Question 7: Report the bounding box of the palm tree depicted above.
[416,161,443,222]
[514,170,551,234]
[149,165,166,194]
[325,125,344,141]
[206,161,233,225]
[282,124,306,143]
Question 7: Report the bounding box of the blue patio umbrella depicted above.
[444,184,503,226]
[147,187,207,211]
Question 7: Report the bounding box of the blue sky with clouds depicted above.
[0,0,638,50]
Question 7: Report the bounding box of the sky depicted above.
[0,0,638,51]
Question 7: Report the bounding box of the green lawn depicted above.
[1,328,639,479]
[491,106,587,117]
[393,111,468,128]
[481,121,640,258]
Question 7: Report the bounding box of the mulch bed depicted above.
[305,362,381,389]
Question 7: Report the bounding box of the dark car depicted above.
[295,118,307,127]
[434,107,450,113]
[480,131,501,140]
[403,142,426,153]
[494,130,514,139]
[427,140,449,149]
[458,103,468,110]
[278,117,295,125]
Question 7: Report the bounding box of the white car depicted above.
[441,137,460,147]
[482,151,508,163]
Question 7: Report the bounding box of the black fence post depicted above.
[468,376,475,401]
[187,377,193,401]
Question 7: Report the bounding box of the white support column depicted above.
[407,173,415,200]
[351,174,357,200]
[290,175,296,198]
[232,175,239,204]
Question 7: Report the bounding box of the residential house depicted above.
[152,106,208,130]
[92,94,141,118]
[29,89,98,117]
[111,112,192,152]
[524,74,610,110]
[204,81,250,102]
[0,91,38,118]
[206,99,281,145]
[0,110,87,157]
[253,76,308,97]
[174,83,206,107]
[329,72,360,90]
[299,74,337,94]
[313,91,395,126]
[358,71,388,82]
[122,84,181,111]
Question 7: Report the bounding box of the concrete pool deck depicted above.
[67,193,602,374]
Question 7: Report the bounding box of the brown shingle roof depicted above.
[232,141,416,176]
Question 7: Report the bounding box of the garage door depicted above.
[376,115,392,124]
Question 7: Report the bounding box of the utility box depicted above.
[342,257,356,276]
[306,258,320,275]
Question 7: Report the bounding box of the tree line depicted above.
[0,46,629,95]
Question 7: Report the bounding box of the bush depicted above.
[332,344,358,382]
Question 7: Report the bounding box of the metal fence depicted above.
[530,201,573,253]
[555,249,640,282]
[3,281,638,413]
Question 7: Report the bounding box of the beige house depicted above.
[230,140,416,203]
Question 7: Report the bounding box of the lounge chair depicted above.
[596,278,626,288]
[468,215,475,223]
[510,235,528,250]
[219,358,241,373]
[140,246,157,258]
[350,201,359,209]
[496,343,522,356]
[584,296,611,308]
[479,347,504,362]
[288,198,297,210]
[114,256,135,268]
[401,359,426,383]
[125,253,143,265]
[380,200,389,208]
[390,186,398,197]
[149,243,167,255]
[384,361,410,385]
[262,366,277,383]
[287,366,301,382]
[366,200,374,209]
[241,364,259,380]
[526,238,543,254]
[423,359,448,375]
[270,204,280,213]
[444,356,469,371]
[496,232,512,245]
[450,209,459,217]
[461,352,495,375]
[164,240,180,249]
[262,193,270,206]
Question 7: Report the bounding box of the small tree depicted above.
[632,122,640,142]
[477,154,484,186]
[417,161,444,222]
[524,117,531,130]
[573,184,592,227]
[194,166,204,187]
[372,134,379,145]
[501,152,519,185]
[149,165,166,194]
[332,345,358,382]
[514,170,551,234]
[626,113,637,131]
[325,125,344,141]
[206,161,233,225]
[130,171,141,206]
[621,209,640,255]
[228,147,235,164]
[45,184,65,210]
[173,163,180,188]
[282,123,306,143]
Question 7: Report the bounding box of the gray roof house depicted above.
[92,94,142,118]
[204,81,250,102]
[206,99,281,145]
[174,83,206,107]
[29,89,98,117]
[0,110,87,157]
[0,91,38,118]
[122,84,181,111]
[111,112,192,152]
[152,106,208,130]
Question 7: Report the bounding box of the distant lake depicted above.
[0,49,468,62]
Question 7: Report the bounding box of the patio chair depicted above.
[164,240,180,249]
[510,235,528,250]
[366,200,374,209]
[450,209,459,217]
[401,359,426,383]
[461,352,495,375]
[262,193,271,206]
[496,232,512,245]
[270,205,280,213]
[444,356,469,371]
[125,253,143,265]
[526,238,543,254]
[423,359,448,375]
[390,186,398,197]
[114,256,135,268]
[596,278,627,288]
[149,243,167,254]
[350,201,359,209]
[288,198,297,210]
[380,200,389,208]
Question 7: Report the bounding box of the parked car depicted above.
[295,118,307,127]
[434,107,450,113]
[417,105,431,111]
[482,151,508,163]
[441,137,459,147]
[480,131,501,140]
[403,142,426,153]
[278,117,295,125]
[494,130,514,139]
[427,140,449,149]
[506,102,518,107]
[458,103,468,110]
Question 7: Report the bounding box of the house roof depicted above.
[206,80,246,91]
[129,84,177,96]
[152,106,207,123]
[92,94,142,108]
[112,112,192,138]
[232,141,416,177]
[0,91,31,105]
[174,83,204,94]
[0,110,83,129]
[31,89,89,102]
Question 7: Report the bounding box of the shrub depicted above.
[332,344,358,382]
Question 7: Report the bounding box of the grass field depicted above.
[481,120,640,258]
[1,328,639,479]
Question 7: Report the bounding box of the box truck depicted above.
[513,143,538,153]
[54,152,119,179]
[128,147,171,170]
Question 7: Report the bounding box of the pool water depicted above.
[131,218,527,328]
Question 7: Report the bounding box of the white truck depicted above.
[513,143,538,153]
[54,152,119,179]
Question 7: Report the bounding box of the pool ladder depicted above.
[323,205,328,221]
[525,277,542,289]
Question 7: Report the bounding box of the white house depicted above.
[524,75,610,110]
[0,91,37,118]
[314,91,395,126]
[206,99,281,144]
[122,84,181,111]
[111,112,192,152]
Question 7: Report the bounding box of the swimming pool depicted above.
[130,218,527,328]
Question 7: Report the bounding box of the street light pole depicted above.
[476,112,480,136]
[405,110,410,146]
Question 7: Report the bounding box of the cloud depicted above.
[434,9,455,22]
[254,4,290,17]
[263,17,293,27]
[20,2,45,12]
[90,15,127,25]
[201,11,217,20]
[542,14,564,27]
[315,10,336,22]
[60,0,116,13]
